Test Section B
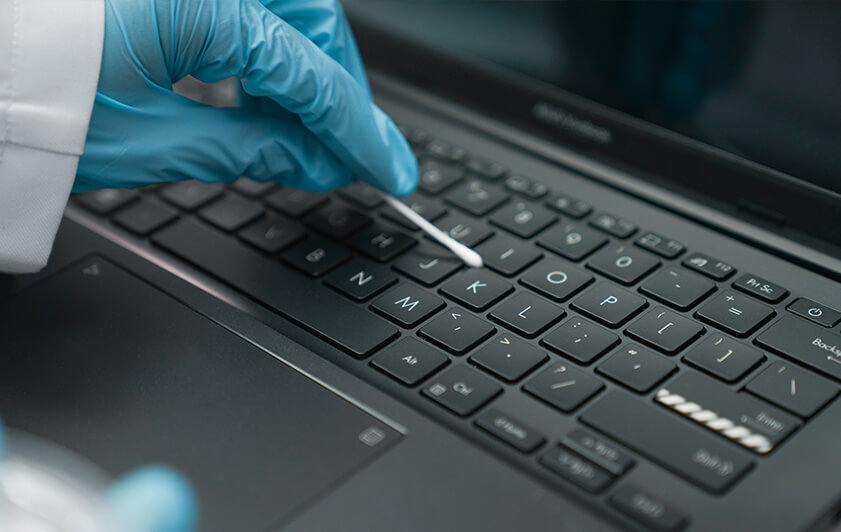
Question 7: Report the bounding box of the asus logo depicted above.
[531,101,612,145]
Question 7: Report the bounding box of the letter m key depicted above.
[394,296,419,312]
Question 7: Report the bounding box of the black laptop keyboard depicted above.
[74,125,841,530]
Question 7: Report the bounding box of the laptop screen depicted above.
[346,1,841,196]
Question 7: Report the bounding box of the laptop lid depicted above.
[345,2,841,263]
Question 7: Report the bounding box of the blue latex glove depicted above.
[0,419,196,532]
[75,0,417,196]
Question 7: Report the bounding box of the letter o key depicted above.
[547,271,568,285]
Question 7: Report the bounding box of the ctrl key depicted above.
[423,366,502,416]
[610,485,687,532]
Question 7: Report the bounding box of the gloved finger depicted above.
[77,93,352,192]
[190,0,417,196]
[104,466,196,532]
[257,0,371,95]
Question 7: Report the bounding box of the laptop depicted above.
[2,2,841,530]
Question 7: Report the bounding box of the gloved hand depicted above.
[75,0,417,196]
[0,419,196,532]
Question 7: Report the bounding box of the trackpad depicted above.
[0,257,401,531]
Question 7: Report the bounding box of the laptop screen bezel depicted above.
[351,19,841,249]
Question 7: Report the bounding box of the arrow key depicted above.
[419,308,496,354]
[471,334,549,382]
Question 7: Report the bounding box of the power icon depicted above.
[808,307,823,318]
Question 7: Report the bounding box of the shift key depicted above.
[581,391,754,493]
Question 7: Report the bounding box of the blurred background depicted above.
[346,1,841,193]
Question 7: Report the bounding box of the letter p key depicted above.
[601,295,619,306]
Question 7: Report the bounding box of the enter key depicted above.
[656,372,801,454]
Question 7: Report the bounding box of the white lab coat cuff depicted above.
[0,144,78,273]
[0,0,104,273]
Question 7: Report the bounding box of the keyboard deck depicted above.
[73,124,841,531]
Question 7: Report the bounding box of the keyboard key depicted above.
[444,180,510,217]
[581,391,754,493]
[471,334,548,382]
[589,213,637,238]
[371,337,449,385]
[76,188,138,215]
[563,429,635,476]
[238,217,305,254]
[696,290,774,337]
[265,188,328,217]
[546,193,592,219]
[113,198,177,236]
[419,309,496,354]
[787,298,841,327]
[476,409,544,453]
[656,372,800,454]
[683,334,764,383]
[519,258,594,302]
[337,182,384,209]
[572,283,647,328]
[640,267,716,311]
[371,284,445,328]
[423,365,502,416]
[477,236,542,277]
[198,195,264,232]
[682,253,736,280]
[381,193,447,230]
[304,204,371,240]
[397,124,428,147]
[733,274,789,304]
[493,202,557,242]
[425,139,467,162]
[418,159,465,194]
[541,318,619,365]
[537,223,607,261]
[280,238,351,277]
[352,225,416,262]
[610,485,687,532]
[635,232,685,259]
[505,175,549,199]
[151,219,398,358]
[324,259,397,302]
[746,361,838,418]
[465,158,507,180]
[392,243,462,286]
[540,445,614,494]
[160,181,223,210]
[598,344,677,393]
[525,361,604,412]
[229,177,274,197]
[434,213,494,248]
[755,316,841,382]
[625,307,705,354]
[489,292,565,338]
[440,269,514,311]
[587,244,661,285]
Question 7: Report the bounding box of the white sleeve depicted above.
[0,0,104,273]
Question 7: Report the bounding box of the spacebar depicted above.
[152,219,399,357]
